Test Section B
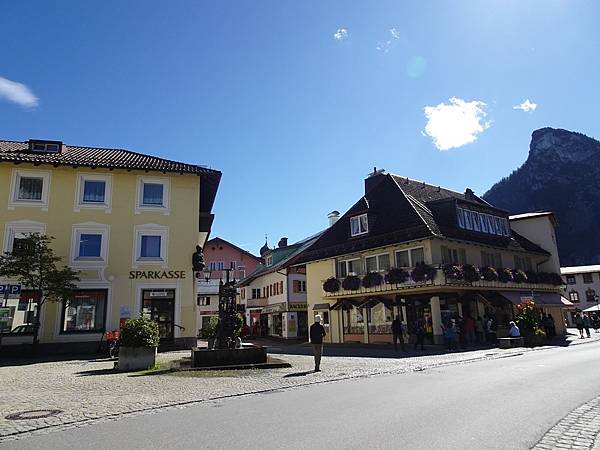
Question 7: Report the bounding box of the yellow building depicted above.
[296,170,569,345]
[0,139,220,353]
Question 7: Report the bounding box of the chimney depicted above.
[365,167,386,194]
[464,188,475,201]
[327,210,340,227]
[278,237,288,248]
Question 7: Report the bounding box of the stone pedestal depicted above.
[191,346,267,368]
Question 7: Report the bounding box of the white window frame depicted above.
[266,255,273,267]
[3,220,47,254]
[365,252,391,273]
[338,258,361,277]
[74,172,113,213]
[70,222,110,268]
[133,224,169,268]
[350,214,369,237]
[8,169,52,211]
[395,246,425,268]
[135,176,170,215]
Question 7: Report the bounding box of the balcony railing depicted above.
[322,268,560,298]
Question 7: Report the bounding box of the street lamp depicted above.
[203,269,212,283]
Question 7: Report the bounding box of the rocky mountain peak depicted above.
[529,127,600,162]
[484,127,600,265]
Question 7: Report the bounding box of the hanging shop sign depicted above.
[129,270,186,280]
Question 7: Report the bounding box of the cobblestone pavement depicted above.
[533,395,600,450]
[1,330,599,444]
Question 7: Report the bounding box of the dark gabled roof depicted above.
[239,232,323,286]
[205,237,262,262]
[0,139,220,175]
[296,173,550,264]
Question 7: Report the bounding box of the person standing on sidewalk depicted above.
[463,315,476,347]
[414,318,426,351]
[583,313,591,338]
[391,316,406,352]
[575,313,585,339]
[310,315,326,372]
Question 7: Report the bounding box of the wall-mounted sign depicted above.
[129,271,186,280]
[0,284,21,298]
[288,303,307,311]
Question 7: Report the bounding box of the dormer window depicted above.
[266,254,273,266]
[457,207,509,237]
[350,214,368,237]
[28,140,62,154]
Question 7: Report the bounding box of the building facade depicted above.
[296,170,568,345]
[561,265,600,319]
[238,236,320,339]
[0,139,220,353]
[195,237,261,335]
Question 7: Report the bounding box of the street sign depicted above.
[0,284,21,298]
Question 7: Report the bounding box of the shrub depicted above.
[342,275,361,291]
[513,269,528,283]
[386,267,409,284]
[201,316,220,339]
[323,277,341,293]
[362,271,383,288]
[498,268,514,283]
[480,266,499,282]
[120,317,160,348]
[463,264,481,283]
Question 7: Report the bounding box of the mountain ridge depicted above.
[483,127,600,266]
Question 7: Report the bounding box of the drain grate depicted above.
[5,409,63,421]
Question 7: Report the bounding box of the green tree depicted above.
[0,234,79,347]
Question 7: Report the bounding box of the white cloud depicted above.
[513,99,537,112]
[423,97,490,151]
[376,40,392,53]
[390,27,400,39]
[0,76,39,108]
[333,28,348,41]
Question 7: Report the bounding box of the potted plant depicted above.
[118,317,160,371]
[411,263,437,283]
[386,267,409,284]
[362,271,383,288]
[512,269,528,284]
[480,266,499,282]
[323,277,341,293]
[525,270,539,284]
[498,268,514,283]
[462,264,480,283]
[342,275,361,291]
[443,264,463,281]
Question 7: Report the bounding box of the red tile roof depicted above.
[0,140,219,175]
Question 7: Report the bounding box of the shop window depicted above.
[315,310,329,325]
[61,290,106,333]
[583,273,594,284]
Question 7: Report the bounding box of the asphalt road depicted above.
[6,340,600,450]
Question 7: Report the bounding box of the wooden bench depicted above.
[498,337,524,348]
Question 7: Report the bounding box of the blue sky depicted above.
[1,1,599,255]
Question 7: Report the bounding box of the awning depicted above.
[313,303,331,310]
[583,304,600,313]
[499,291,568,307]
[359,297,395,309]
[330,299,363,310]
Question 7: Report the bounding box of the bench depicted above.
[498,337,524,348]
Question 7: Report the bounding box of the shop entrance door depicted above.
[141,289,175,340]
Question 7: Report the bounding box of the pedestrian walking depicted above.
[583,313,591,338]
[414,318,426,351]
[574,313,585,339]
[391,316,405,351]
[443,320,457,351]
[463,315,476,347]
[310,315,326,372]
[476,316,485,343]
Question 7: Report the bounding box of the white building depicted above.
[561,265,600,318]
